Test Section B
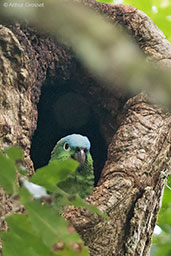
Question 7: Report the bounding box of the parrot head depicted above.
[51,134,91,164]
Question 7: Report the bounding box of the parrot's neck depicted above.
[75,153,94,198]
[56,152,94,199]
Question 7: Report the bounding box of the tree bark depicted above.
[0,1,171,255]
[64,94,171,255]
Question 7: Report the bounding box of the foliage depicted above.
[0,147,104,256]
[151,177,171,256]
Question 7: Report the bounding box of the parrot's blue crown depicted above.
[62,134,90,150]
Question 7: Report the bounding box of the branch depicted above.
[0,0,171,108]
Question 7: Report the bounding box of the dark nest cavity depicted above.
[30,75,121,185]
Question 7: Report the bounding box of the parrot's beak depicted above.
[73,148,86,164]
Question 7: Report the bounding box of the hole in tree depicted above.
[30,78,108,185]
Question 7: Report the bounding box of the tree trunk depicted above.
[0,1,171,255]
[64,93,171,255]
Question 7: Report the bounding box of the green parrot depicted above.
[50,134,94,199]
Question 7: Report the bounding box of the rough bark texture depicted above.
[0,1,171,255]
[64,95,171,255]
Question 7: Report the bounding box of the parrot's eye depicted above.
[64,142,70,151]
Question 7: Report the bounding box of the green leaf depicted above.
[0,151,17,194]
[25,200,74,246]
[1,214,54,256]
[19,186,34,204]
[31,159,78,193]
[5,146,24,162]
[24,200,89,255]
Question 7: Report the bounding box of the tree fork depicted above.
[64,94,171,255]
